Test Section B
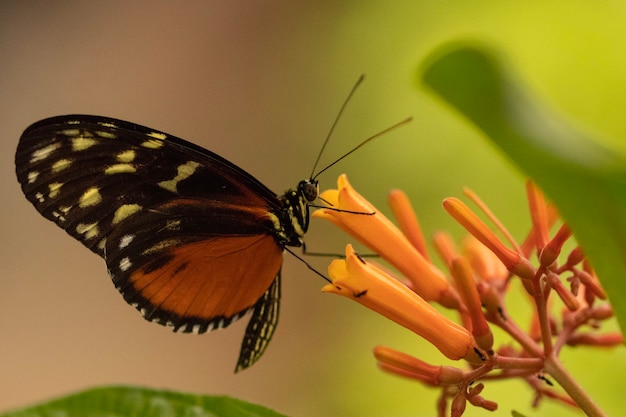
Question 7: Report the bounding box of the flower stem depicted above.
[531,268,554,356]
[544,353,607,417]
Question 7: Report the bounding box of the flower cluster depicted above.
[313,174,621,417]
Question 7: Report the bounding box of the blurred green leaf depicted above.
[421,41,626,333]
[1,386,287,417]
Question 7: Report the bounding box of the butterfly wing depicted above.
[15,115,287,370]
[237,272,281,372]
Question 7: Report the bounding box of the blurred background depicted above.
[2,2,626,416]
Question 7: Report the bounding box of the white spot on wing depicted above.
[119,257,132,272]
[35,192,45,203]
[119,234,135,249]
[51,210,66,222]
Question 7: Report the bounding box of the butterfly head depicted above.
[298,179,319,203]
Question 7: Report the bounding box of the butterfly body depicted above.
[15,115,318,371]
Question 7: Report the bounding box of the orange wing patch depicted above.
[129,235,282,321]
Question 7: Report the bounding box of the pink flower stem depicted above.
[494,355,543,370]
[531,268,554,356]
[544,353,607,417]
[488,308,543,357]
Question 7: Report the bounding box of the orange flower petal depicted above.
[443,197,535,280]
[314,174,459,307]
[323,245,485,363]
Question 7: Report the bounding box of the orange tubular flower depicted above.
[443,197,535,280]
[461,235,508,284]
[313,174,459,308]
[450,257,494,352]
[388,189,430,260]
[323,244,486,364]
[373,345,464,385]
[314,175,617,416]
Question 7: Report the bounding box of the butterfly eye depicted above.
[300,179,319,203]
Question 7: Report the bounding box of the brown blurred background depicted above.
[2,2,626,416]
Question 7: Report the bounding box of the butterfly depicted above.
[15,114,320,372]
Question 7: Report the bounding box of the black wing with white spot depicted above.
[15,115,282,256]
[15,114,299,371]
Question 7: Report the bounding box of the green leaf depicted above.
[421,41,626,333]
[1,386,288,417]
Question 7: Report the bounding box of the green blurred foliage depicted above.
[0,386,287,417]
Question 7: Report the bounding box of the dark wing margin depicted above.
[236,273,281,372]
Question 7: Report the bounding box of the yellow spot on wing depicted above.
[105,164,136,175]
[157,161,200,193]
[165,219,181,230]
[72,136,98,151]
[140,139,164,149]
[31,142,61,163]
[27,171,39,184]
[116,150,135,163]
[142,238,180,255]
[148,131,167,140]
[79,187,102,207]
[76,222,100,240]
[112,203,142,225]
[48,182,63,198]
[52,158,72,173]
[95,130,116,139]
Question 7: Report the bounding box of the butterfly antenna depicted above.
[284,247,333,283]
[309,75,365,180]
[312,116,413,180]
